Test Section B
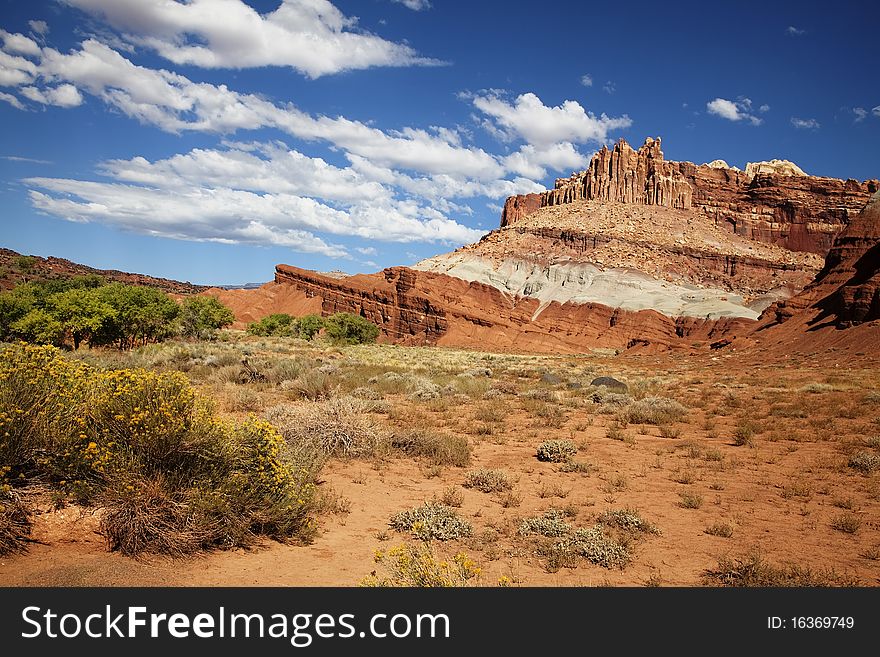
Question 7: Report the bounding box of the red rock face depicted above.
[502,138,877,255]
[772,190,880,327]
[267,263,750,353]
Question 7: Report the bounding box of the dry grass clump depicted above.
[848,451,880,473]
[536,439,577,463]
[547,526,630,570]
[286,370,335,401]
[390,430,471,467]
[518,510,573,538]
[830,512,861,534]
[704,522,734,538]
[622,397,687,425]
[597,508,660,535]
[389,502,472,541]
[463,468,513,493]
[265,396,385,458]
[703,553,859,586]
[0,488,32,555]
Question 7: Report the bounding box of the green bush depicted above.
[623,397,688,425]
[294,314,325,340]
[247,313,296,337]
[324,312,380,345]
[179,296,235,340]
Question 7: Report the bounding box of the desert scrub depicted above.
[704,522,734,538]
[264,396,385,458]
[848,451,880,474]
[101,416,321,556]
[0,344,323,556]
[623,397,687,424]
[391,430,471,467]
[597,508,660,535]
[830,512,861,534]
[518,510,573,537]
[389,502,472,541]
[536,439,577,463]
[548,526,629,570]
[0,487,31,555]
[703,553,859,587]
[463,468,513,493]
[361,543,481,587]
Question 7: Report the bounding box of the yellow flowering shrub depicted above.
[0,343,321,556]
[360,542,482,587]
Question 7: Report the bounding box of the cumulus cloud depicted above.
[852,107,867,122]
[64,0,442,78]
[580,74,593,87]
[873,106,880,118]
[786,26,806,36]
[1,25,636,260]
[0,29,41,56]
[790,117,820,129]
[20,83,83,107]
[472,91,631,148]
[25,140,487,254]
[706,97,763,126]
[602,81,616,94]
[392,0,432,10]
[759,104,770,113]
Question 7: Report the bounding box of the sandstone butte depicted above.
[207,137,880,355]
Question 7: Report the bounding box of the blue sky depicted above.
[1,0,878,285]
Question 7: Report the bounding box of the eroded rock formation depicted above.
[772,189,880,327]
[501,137,877,255]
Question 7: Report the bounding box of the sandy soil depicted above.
[3,344,878,588]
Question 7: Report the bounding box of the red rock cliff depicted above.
[500,137,877,255]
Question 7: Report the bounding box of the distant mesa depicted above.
[210,136,878,355]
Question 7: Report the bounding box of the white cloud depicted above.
[20,83,83,107]
[0,91,24,109]
[28,20,49,36]
[603,81,616,94]
[759,104,770,113]
[504,142,589,180]
[790,117,820,129]
[873,106,880,118]
[356,246,378,256]
[706,97,763,125]
[65,0,442,78]
[392,0,432,10]
[0,49,38,86]
[0,29,41,56]
[852,107,867,122]
[24,140,487,255]
[786,26,806,36]
[0,154,52,164]
[580,74,592,87]
[472,91,631,148]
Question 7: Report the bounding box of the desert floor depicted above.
[2,336,878,586]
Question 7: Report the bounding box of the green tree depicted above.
[10,308,64,345]
[0,285,37,340]
[323,312,380,345]
[247,313,295,337]
[293,314,325,340]
[47,288,116,349]
[179,296,235,340]
[94,283,180,348]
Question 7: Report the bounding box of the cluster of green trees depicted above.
[246,311,380,345]
[0,276,235,349]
